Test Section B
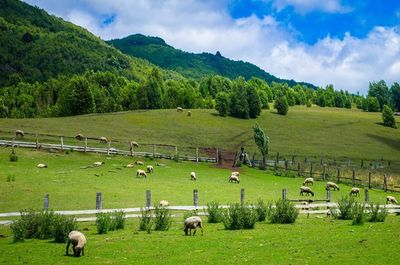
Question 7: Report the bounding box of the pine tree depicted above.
[382,105,397,128]
[274,94,289,115]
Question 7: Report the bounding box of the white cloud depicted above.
[270,0,352,14]
[22,0,400,94]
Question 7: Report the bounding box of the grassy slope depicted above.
[0,106,399,162]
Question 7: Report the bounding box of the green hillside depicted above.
[108,34,316,87]
[0,0,157,86]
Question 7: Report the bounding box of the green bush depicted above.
[9,150,18,162]
[52,215,78,243]
[352,202,366,225]
[37,210,56,239]
[255,199,271,222]
[206,201,222,223]
[112,210,126,230]
[96,212,111,234]
[139,208,152,232]
[382,105,397,128]
[153,205,171,231]
[10,219,26,242]
[368,203,388,222]
[269,199,298,224]
[331,196,354,220]
[274,95,289,115]
[222,203,257,230]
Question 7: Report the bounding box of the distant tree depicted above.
[141,68,163,109]
[368,80,390,110]
[230,78,249,119]
[247,85,261,118]
[366,96,380,112]
[274,94,289,115]
[390,82,400,111]
[215,92,230,117]
[253,123,269,169]
[382,105,397,128]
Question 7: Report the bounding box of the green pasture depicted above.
[0,106,399,162]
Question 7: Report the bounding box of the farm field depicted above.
[0,106,399,163]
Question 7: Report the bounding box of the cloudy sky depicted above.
[24,0,400,94]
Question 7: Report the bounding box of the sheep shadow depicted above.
[366,133,400,151]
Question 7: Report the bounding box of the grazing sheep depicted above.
[303,177,314,186]
[190,171,196,181]
[136,169,147,178]
[387,195,398,204]
[130,141,139,148]
[187,111,191,116]
[126,164,134,168]
[15,129,24,138]
[66,231,86,257]
[177,107,183,112]
[75,134,84,141]
[300,186,314,196]
[99,137,108,144]
[93,161,105,167]
[326,182,340,191]
[135,161,144,165]
[231,171,240,177]
[349,187,360,196]
[229,174,240,183]
[146,165,154,173]
[37,163,47,168]
[184,216,203,236]
[159,200,169,207]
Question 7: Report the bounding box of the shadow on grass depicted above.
[366,134,400,151]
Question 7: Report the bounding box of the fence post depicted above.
[60,136,64,151]
[368,172,372,189]
[322,166,326,180]
[284,159,288,171]
[43,194,49,210]
[276,152,279,165]
[152,144,156,158]
[240,188,245,207]
[352,169,355,186]
[216,148,219,164]
[361,160,364,168]
[309,163,313,178]
[384,174,388,192]
[196,148,199,163]
[326,189,331,202]
[146,190,151,209]
[107,141,111,155]
[175,146,178,156]
[297,162,301,176]
[304,156,308,164]
[84,137,87,153]
[336,168,340,184]
[36,134,39,149]
[130,142,133,156]
[193,189,198,209]
[282,189,287,200]
[365,189,369,204]
[96,192,102,210]
[388,160,391,167]
[292,155,295,164]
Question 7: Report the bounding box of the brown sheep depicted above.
[184,216,203,236]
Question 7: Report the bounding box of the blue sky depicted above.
[23,0,400,93]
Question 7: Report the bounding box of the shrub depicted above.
[206,201,222,223]
[11,219,26,242]
[37,210,56,239]
[269,199,298,224]
[274,95,289,115]
[9,150,18,162]
[255,199,271,222]
[153,205,172,231]
[331,196,354,220]
[352,202,366,225]
[139,208,152,232]
[368,203,388,222]
[112,210,126,230]
[52,215,78,243]
[382,105,397,128]
[96,212,111,234]
[222,203,257,230]
[306,99,312,108]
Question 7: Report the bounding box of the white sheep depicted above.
[126,164,134,168]
[159,200,169,207]
[303,177,314,186]
[37,163,47,168]
[135,161,144,165]
[229,174,240,183]
[177,107,183,112]
[231,171,240,177]
[66,230,86,257]
[146,165,154,173]
[300,186,314,196]
[130,141,139,148]
[184,216,203,236]
[15,129,25,138]
[326,182,340,191]
[136,169,147,178]
[99,136,108,144]
[190,171,197,181]
[75,134,84,141]
[387,195,398,204]
[349,187,360,196]
[93,161,105,167]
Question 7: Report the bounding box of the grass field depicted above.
[0,106,399,163]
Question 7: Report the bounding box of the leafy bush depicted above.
[153,205,172,231]
[222,203,257,230]
[96,212,111,234]
[9,150,18,162]
[139,208,152,233]
[111,210,126,230]
[352,202,366,225]
[269,199,298,224]
[52,215,78,243]
[274,95,289,115]
[10,219,26,242]
[255,199,271,222]
[368,203,388,222]
[331,196,354,220]
[382,105,397,128]
[206,201,222,223]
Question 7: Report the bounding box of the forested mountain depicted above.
[108,34,315,88]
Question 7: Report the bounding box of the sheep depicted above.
[99,136,108,144]
[184,216,203,236]
[146,165,154,173]
[326,182,340,191]
[130,141,139,148]
[159,200,169,207]
[349,187,360,196]
[300,186,314,196]
[135,161,144,165]
[177,107,183,112]
[303,177,314,186]
[231,171,240,177]
[187,111,191,116]
[15,129,25,138]
[190,171,196,181]
[136,169,147,178]
[126,164,134,168]
[229,174,240,183]
[75,134,84,141]
[93,161,105,167]
[66,231,86,257]
[387,195,398,204]
[37,163,47,168]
